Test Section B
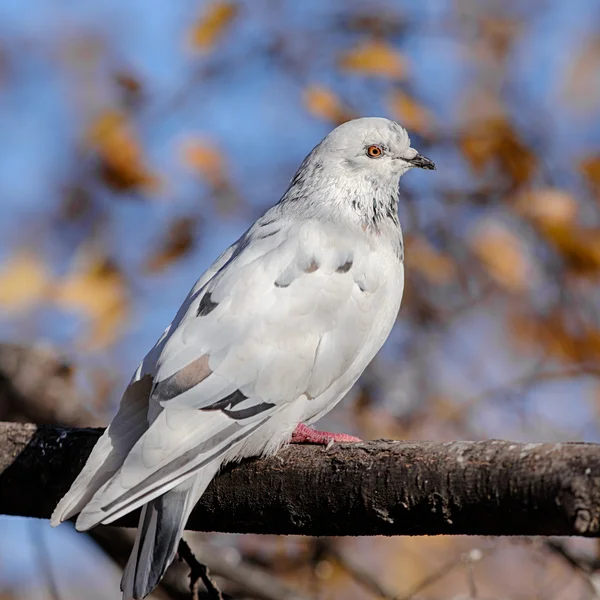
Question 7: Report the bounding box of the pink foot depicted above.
[291,423,361,446]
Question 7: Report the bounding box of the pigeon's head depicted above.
[316,117,435,180]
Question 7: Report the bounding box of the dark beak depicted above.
[407,153,436,170]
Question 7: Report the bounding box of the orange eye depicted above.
[367,145,383,158]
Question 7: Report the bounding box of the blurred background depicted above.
[1,0,600,598]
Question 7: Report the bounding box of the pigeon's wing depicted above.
[51,244,238,526]
[74,219,390,529]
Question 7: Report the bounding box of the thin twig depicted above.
[178,539,224,600]
[327,543,399,600]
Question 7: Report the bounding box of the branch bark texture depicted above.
[1,421,600,537]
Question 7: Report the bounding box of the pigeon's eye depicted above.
[366,145,383,158]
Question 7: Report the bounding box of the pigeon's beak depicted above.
[406,153,436,170]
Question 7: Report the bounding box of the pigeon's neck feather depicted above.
[281,163,400,225]
[278,165,404,260]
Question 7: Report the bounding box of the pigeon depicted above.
[51,117,435,599]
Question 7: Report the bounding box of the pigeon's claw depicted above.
[290,423,361,445]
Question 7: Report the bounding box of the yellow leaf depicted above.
[0,251,50,313]
[87,110,158,193]
[190,1,238,51]
[387,90,433,136]
[470,221,532,291]
[339,39,407,79]
[303,85,353,124]
[54,249,129,349]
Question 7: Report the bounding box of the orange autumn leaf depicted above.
[54,249,129,349]
[405,236,456,284]
[181,138,241,215]
[514,188,578,230]
[514,189,600,275]
[550,228,600,276]
[470,221,532,291]
[387,90,433,137]
[579,154,600,196]
[190,1,238,51]
[0,251,50,313]
[459,110,537,188]
[303,85,353,124]
[339,39,407,79]
[87,110,158,192]
[511,311,600,364]
[182,138,226,188]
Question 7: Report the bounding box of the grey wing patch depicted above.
[197,292,218,317]
[336,260,353,273]
[258,229,279,239]
[304,259,319,273]
[201,389,275,420]
[223,402,275,419]
[201,389,247,411]
[152,355,211,403]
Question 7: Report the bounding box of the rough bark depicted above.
[1,421,600,537]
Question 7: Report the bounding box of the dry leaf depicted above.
[460,117,536,188]
[115,72,143,108]
[182,138,226,187]
[511,310,600,365]
[181,138,241,215]
[549,228,600,276]
[0,251,50,313]
[145,216,199,273]
[339,39,407,79]
[470,220,532,291]
[54,248,129,349]
[303,85,353,124]
[512,189,600,275]
[387,89,433,137]
[190,1,238,51]
[478,16,521,61]
[405,236,456,284]
[87,110,158,192]
[580,154,600,197]
[514,188,578,230]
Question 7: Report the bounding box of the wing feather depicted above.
[72,218,398,531]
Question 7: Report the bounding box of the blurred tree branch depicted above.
[2,421,600,537]
[0,343,101,425]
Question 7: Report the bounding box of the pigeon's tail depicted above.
[120,468,216,600]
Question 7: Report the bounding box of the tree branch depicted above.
[2,421,600,537]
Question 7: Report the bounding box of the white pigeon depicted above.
[51,117,435,599]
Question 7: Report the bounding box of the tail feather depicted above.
[120,466,219,600]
